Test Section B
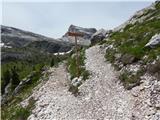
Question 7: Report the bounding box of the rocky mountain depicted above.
[1,25,72,52]
[90,28,111,45]
[59,24,97,45]
[1,25,73,63]
[114,1,160,32]
[2,1,160,120]
[104,1,160,84]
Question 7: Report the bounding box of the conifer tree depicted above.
[11,66,20,90]
[50,58,55,67]
[1,70,11,94]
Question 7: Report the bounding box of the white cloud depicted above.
[2,1,154,38]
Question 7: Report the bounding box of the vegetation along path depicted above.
[23,45,136,120]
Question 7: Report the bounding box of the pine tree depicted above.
[1,70,11,94]
[11,66,20,90]
[50,58,55,67]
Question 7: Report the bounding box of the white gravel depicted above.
[25,45,136,120]
[78,45,135,120]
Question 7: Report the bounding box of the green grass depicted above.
[104,18,160,64]
[119,69,144,90]
[2,96,36,120]
[104,4,160,88]
[11,106,31,120]
[1,44,70,119]
[1,52,66,119]
[1,64,49,120]
[68,85,79,95]
[1,61,44,94]
[1,71,41,120]
[67,47,90,94]
[67,47,90,80]
[1,50,69,95]
[2,105,30,120]
[105,49,116,63]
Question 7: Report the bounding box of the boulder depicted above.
[90,29,108,45]
[67,24,97,39]
[1,82,12,105]
[120,54,137,65]
[145,34,160,48]
[71,77,83,87]
[12,71,37,95]
[147,60,160,79]
[61,24,97,46]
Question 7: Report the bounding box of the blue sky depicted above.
[1,0,155,38]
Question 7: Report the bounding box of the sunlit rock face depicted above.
[113,2,158,32]
[59,24,97,46]
[145,34,160,48]
[90,29,111,45]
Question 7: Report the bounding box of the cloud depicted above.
[2,1,153,38]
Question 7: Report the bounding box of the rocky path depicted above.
[77,45,135,119]
[26,63,79,120]
[25,45,136,120]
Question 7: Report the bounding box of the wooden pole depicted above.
[75,36,80,77]
[67,32,83,78]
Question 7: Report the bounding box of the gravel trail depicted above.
[78,45,135,120]
[26,45,135,120]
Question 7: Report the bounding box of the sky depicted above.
[1,0,156,38]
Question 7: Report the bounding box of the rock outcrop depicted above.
[67,24,97,39]
[145,34,160,48]
[60,24,97,46]
[90,28,109,45]
[71,77,83,87]
[113,2,158,32]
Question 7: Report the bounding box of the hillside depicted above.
[1,25,72,63]
[1,25,72,51]
[1,25,73,106]
[103,1,160,88]
[1,1,160,120]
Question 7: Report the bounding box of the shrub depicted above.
[11,66,20,90]
[50,58,55,67]
[67,48,90,80]
[147,60,160,79]
[27,97,36,110]
[103,4,160,90]
[82,70,90,80]
[13,107,31,120]
[68,85,79,95]
[67,48,90,94]
[1,70,11,94]
[105,49,116,63]
[119,69,144,90]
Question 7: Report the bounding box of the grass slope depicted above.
[103,2,160,89]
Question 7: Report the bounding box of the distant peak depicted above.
[67,24,97,33]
